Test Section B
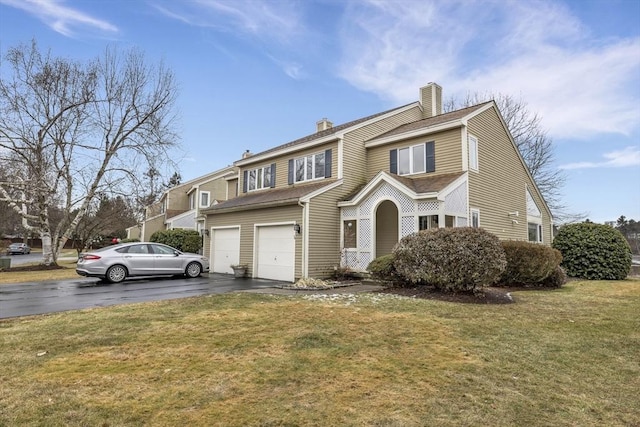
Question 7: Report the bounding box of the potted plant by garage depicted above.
[231,264,248,278]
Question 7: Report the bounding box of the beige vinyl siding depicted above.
[306,186,343,278]
[343,107,423,189]
[226,178,238,200]
[142,215,166,241]
[204,205,303,278]
[199,178,229,203]
[467,107,552,244]
[366,127,463,180]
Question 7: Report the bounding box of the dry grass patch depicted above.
[1,280,639,426]
[0,257,79,284]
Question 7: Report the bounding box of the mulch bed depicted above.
[0,264,65,273]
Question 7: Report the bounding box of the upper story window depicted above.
[200,191,210,208]
[469,135,479,171]
[288,149,332,185]
[390,141,435,176]
[160,199,166,214]
[248,165,273,191]
[243,164,276,193]
[189,193,196,210]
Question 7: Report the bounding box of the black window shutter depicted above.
[288,159,294,185]
[270,163,276,188]
[426,141,435,173]
[324,149,332,178]
[390,149,398,174]
[242,170,248,193]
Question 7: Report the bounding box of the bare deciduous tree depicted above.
[0,40,179,264]
[445,92,569,218]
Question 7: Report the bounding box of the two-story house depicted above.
[140,165,238,242]
[202,83,553,282]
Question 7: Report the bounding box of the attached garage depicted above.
[210,227,240,274]
[255,224,296,282]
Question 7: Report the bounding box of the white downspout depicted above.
[298,200,309,278]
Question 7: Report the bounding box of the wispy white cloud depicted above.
[337,0,640,139]
[560,146,640,169]
[152,0,303,44]
[152,0,306,79]
[0,0,118,37]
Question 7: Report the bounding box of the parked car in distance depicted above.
[7,243,31,255]
[76,242,209,283]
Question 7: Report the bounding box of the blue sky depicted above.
[0,0,638,223]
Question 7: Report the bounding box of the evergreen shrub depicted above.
[500,241,562,285]
[539,266,567,288]
[367,254,400,283]
[393,227,507,293]
[150,229,202,253]
[552,222,631,280]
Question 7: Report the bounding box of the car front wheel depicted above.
[185,262,202,278]
[106,265,127,283]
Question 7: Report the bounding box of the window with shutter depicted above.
[288,150,332,184]
[245,165,275,191]
[393,142,435,176]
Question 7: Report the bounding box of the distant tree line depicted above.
[616,216,639,254]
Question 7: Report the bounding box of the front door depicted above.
[375,200,399,257]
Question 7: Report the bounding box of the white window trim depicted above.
[471,208,480,228]
[398,143,426,176]
[469,134,479,171]
[528,221,543,243]
[199,191,210,208]
[189,193,196,210]
[294,152,326,183]
[247,165,273,191]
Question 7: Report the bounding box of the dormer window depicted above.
[242,164,276,193]
[296,152,324,182]
[390,141,434,176]
[288,149,332,185]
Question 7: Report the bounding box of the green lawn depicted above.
[1,280,638,426]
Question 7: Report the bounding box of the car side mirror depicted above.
[174,251,180,257]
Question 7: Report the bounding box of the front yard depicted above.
[1,280,638,426]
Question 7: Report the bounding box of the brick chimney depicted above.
[316,118,333,133]
[420,82,442,118]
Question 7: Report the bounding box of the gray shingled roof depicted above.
[366,102,492,142]
[342,172,464,202]
[240,103,416,161]
[204,180,335,213]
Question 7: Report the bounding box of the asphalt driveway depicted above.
[0,273,286,319]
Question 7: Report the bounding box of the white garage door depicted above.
[211,227,240,274]
[256,225,295,282]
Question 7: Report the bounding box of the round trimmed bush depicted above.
[393,227,507,293]
[552,222,631,280]
[500,241,562,286]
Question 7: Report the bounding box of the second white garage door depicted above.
[211,227,240,274]
[256,225,295,282]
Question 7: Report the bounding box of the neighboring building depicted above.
[141,166,238,241]
[202,83,553,282]
[125,224,141,240]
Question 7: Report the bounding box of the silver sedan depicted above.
[76,242,209,283]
